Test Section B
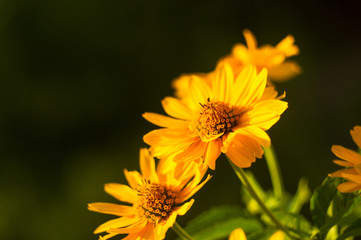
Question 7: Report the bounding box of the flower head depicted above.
[329,126,361,193]
[143,64,287,170]
[88,148,210,240]
[219,29,301,83]
[229,228,284,240]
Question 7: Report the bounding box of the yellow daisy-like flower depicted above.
[88,148,210,240]
[220,29,301,82]
[329,126,361,193]
[143,64,287,170]
[229,228,284,240]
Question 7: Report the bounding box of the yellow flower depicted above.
[329,126,361,193]
[219,29,301,82]
[143,64,287,170]
[88,148,210,240]
[229,228,284,240]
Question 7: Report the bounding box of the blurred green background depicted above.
[1,0,361,239]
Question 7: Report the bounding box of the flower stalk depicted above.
[264,145,285,200]
[227,156,298,240]
[172,221,194,240]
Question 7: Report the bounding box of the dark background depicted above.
[1,0,361,239]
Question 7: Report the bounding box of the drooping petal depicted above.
[225,135,257,168]
[177,175,212,203]
[175,199,195,215]
[332,160,354,167]
[94,217,140,234]
[142,112,188,128]
[337,181,361,193]
[107,220,148,234]
[331,145,361,164]
[104,183,138,203]
[204,139,222,170]
[88,203,135,217]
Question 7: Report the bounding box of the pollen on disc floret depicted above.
[136,180,176,224]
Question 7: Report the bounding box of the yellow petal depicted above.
[139,223,155,240]
[188,75,213,107]
[204,139,222,170]
[88,203,135,217]
[234,66,267,107]
[139,148,158,183]
[142,112,188,128]
[355,163,361,175]
[235,126,271,148]
[351,126,361,150]
[226,146,254,168]
[176,199,195,215]
[246,99,288,130]
[123,170,142,190]
[108,220,148,234]
[99,232,118,240]
[232,44,250,63]
[229,228,247,240]
[328,169,347,178]
[332,160,354,167]
[276,35,299,57]
[104,183,138,203]
[269,230,284,240]
[94,217,140,234]
[243,29,257,50]
[213,63,234,103]
[268,61,301,82]
[161,97,193,120]
[337,181,361,193]
[339,169,361,184]
[173,140,207,163]
[331,145,361,164]
[231,65,257,106]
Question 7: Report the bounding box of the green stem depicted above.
[172,221,194,240]
[227,157,299,240]
[264,145,285,200]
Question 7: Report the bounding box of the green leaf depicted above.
[287,177,311,214]
[247,228,279,240]
[337,194,361,229]
[240,171,282,214]
[310,177,341,229]
[337,219,361,240]
[261,211,313,238]
[180,205,263,240]
[310,177,361,239]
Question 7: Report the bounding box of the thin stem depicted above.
[172,221,194,240]
[227,157,299,240]
[263,145,285,200]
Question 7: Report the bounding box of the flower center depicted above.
[197,100,241,138]
[137,181,176,224]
